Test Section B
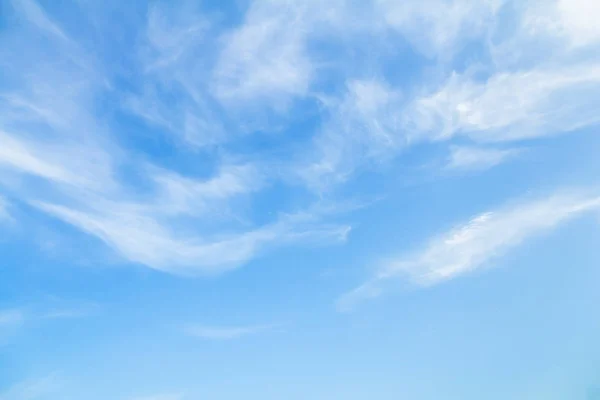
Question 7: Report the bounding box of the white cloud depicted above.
[339,191,600,310]
[39,306,97,320]
[0,375,62,400]
[124,2,226,149]
[0,309,25,329]
[0,131,103,189]
[0,304,93,334]
[299,79,404,190]
[33,199,350,275]
[144,2,209,72]
[184,323,277,340]
[0,0,354,276]
[524,0,600,48]
[377,0,503,57]
[10,0,69,42]
[211,0,357,113]
[212,0,313,110]
[446,145,521,171]
[3,0,598,282]
[407,64,600,142]
[148,164,264,217]
[130,394,184,400]
[0,196,11,221]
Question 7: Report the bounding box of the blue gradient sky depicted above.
[1,0,600,399]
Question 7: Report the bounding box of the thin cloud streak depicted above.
[129,395,184,400]
[0,309,25,329]
[339,191,600,310]
[184,323,279,340]
[0,196,11,221]
[446,146,522,171]
[406,64,600,143]
[33,200,351,275]
[3,0,600,278]
[0,374,63,400]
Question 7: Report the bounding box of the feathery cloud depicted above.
[0,196,11,221]
[0,0,352,276]
[33,199,350,275]
[2,0,600,280]
[130,394,184,400]
[377,0,503,58]
[0,309,25,329]
[446,145,521,171]
[406,64,600,142]
[339,191,600,310]
[298,79,404,190]
[213,0,313,110]
[0,375,63,400]
[524,0,600,48]
[184,323,278,340]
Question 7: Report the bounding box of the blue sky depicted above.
[1,0,600,399]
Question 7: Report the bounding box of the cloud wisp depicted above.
[0,374,63,400]
[0,309,25,329]
[2,0,600,279]
[183,323,279,340]
[129,394,185,400]
[0,0,353,276]
[445,146,522,171]
[339,191,600,310]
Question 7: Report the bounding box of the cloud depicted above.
[39,306,97,320]
[0,303,93,332]
[0,131,105,189]
[212,0,357,113]
[339,191,600,310]
[446,145,521,171]
[124,1,227,149]
[406,64,600,142]
[377,0,503,58]
[184,323,278,340]
[0,309,25,329]
[129,394,184,400]
[144,1,209,72]
[3,0,600,281]
[10,0,70,42]
[524,0,600,48]
[0,0,354,276]
[0,196,11,221]
[0,375,63,400]
[298,79,404,190]
[148,164,264,217]
[212,0,313,111]
[33,199,350,275]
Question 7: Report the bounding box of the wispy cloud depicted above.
[39,305,97,320]
[213,0,312,110]
[0,0,353,276]
[0,309,25,329]
[446,145,521,171]
[523,0,600,48]
[0,303,93,331]
[406,64,600,142]
[129,394,184,400]
[298,79,404,191]
[2,0,600,280]
[184,323,279,340]
[10,0,70,42]
[34,199,350,275]
[339,191,600,310]
[0,374,63,400]
[0,196,11,221]
[212,0,365,117]
[377,0,502,58]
